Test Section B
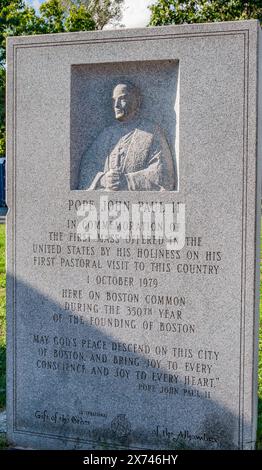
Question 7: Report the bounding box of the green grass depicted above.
[0,433,7,449]
[257,229,262,448]
[0,224,5,411]
[0,223,260,447]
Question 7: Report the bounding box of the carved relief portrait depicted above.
[78,82,177,191]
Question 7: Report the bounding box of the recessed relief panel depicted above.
[70,61,179,191]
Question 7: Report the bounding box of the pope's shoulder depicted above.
[99,118,164,136]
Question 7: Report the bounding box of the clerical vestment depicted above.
[78,119,176,191]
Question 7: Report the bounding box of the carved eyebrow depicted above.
[112,94,127,99]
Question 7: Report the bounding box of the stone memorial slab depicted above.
[6,20,262,450]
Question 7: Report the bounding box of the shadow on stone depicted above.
[6,275,247,450]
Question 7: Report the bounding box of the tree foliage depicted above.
[39,0,96,33]
[0,0,124,157]
[149,1,262,26]
[86,0,124,29]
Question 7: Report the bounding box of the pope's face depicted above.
[113,85,134,121]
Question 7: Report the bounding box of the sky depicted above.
[28,0,155,28]
[122,0,154,28]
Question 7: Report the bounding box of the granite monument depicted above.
[6,20,261,450]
